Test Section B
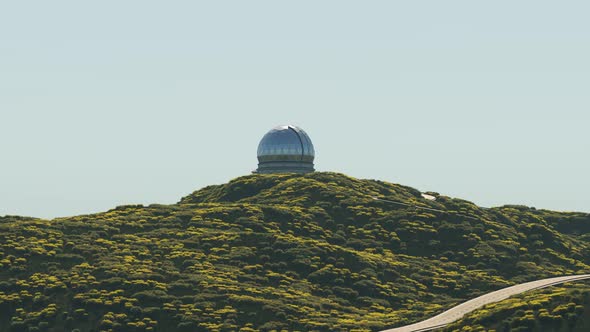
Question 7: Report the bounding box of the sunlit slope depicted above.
[443,283,590,331]
[0,172,589,331]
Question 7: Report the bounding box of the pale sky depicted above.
[1,1,589,218]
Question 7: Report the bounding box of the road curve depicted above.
[380,274,590,332]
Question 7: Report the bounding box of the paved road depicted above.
[381,274,590,332]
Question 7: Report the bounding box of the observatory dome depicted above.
[255,125,315,174]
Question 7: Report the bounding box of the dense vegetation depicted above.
[0,172,589,331]
[445,284,590,331]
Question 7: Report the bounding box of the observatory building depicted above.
[255,125,315,174]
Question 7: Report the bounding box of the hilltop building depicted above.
[255,125,315,174]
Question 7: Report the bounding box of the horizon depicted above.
[3,171,588,220]
[1,1,589,218]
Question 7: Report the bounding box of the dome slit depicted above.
[287,125,306,162]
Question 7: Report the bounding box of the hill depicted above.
[0,172,589,331]
[443,283,590,331]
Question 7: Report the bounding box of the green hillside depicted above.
[0,172,589,331]
[444,284,590,331]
